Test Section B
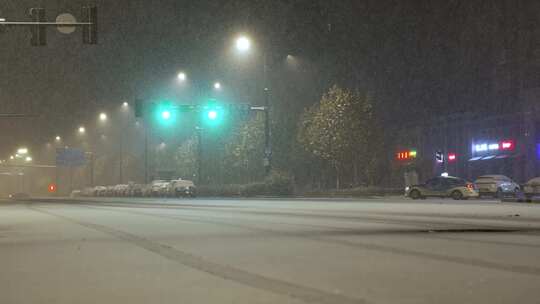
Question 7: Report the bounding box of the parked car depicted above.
[141,184,153,197]
[150,180,167,197]
[113,184,129,196]
[474,175,520,197]
[81,187,95,197]
[70,190,82,197]
[523,177,540,201]
[94,186,107,196]
[405,176,479,200]
[158,182,171,197]
[8,192,30,200]
[128,183,144,197]
[170,179,196,197]
[105,186,115,197]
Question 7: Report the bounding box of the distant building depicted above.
[394,4,540,184]
[394,108,539,184]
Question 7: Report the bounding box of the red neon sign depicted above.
[500,140,514,150]
[396,151,409,160]
[448,153,456,162]
[48,183,57,193]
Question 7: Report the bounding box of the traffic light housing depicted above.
[82,6,97,44]
[201,102,225,127]
[29,8,46,46]
[154,101,177,126]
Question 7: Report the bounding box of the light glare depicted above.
[17,148,28,155]
[235,36,251,52]
[161,111,171,120]
[177,72,186,81]
[208,110,218,120]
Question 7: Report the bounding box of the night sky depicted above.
[1,0,538,158]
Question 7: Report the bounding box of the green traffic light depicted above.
[154,101,176,127]
[207,110,218,120]
[161,110,171,120]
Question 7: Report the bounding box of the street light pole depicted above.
[119,134,123,184]
[263,50,272,175]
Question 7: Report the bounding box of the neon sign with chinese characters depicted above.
[396,150,417,161]
[474,139,515,154]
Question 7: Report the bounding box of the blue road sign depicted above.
[56,148,86,167]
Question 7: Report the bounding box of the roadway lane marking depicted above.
[26,205,369,304]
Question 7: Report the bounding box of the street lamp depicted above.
[213,82,221,90]
[233,34,271,175]
[17,148,28,155]
[122,101,129,107]
[9,155,14,160]
[177,72,187,82]
[25,156,32,162]
[55,135,61,142]
[235,36,251,53]
[99,112,107,121]
[78,126,86,134]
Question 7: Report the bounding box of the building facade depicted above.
[395,108,540,184]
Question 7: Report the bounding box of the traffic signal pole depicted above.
[144,123,149,184]
[196,127,203,185]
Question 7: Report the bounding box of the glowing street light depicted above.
[235,36,251,53]
[122,101,129,107]
[10,155,14,160]
[99,112,107,121]
[177,72,187,82]
[17,148,28,155]
[25,156,32,162]
[78,126,86,134]
[213,82,221,90]
[55,135,61,142]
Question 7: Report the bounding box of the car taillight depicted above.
[466,183,474,190]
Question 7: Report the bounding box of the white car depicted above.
[150,180,169,197]
[94,186,107,196]
[113,184,129,196]
[170,179,196,197]
[474,175,520,197]
[523,177,540,201]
